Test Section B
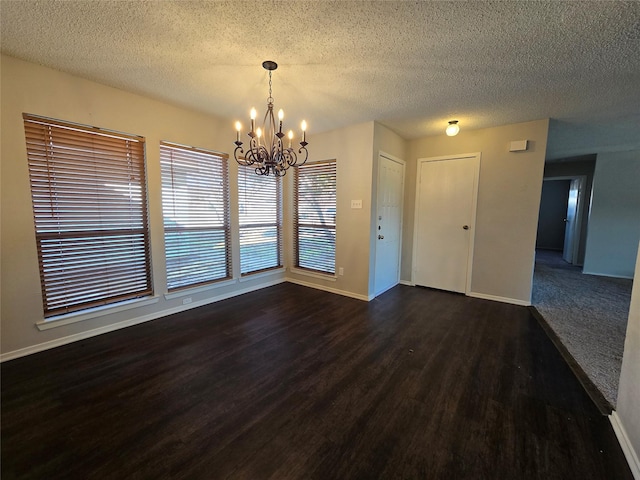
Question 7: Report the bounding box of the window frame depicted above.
[237,165,283,276]
[160,141,231,292]
[23,113,152,318]
[293,160,337,275]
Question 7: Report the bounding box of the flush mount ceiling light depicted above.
[446,120,460,136]
[233,61,308,176]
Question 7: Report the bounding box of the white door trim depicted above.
[542,175,587,265]
[412,152,481,294]
[373,150,406,297]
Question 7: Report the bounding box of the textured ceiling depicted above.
[1,1,639,159]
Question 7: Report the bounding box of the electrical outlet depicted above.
[339,267,344,276]
[182,297,192,305]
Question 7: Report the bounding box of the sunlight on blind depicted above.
[294,161,337,274]
[23,114,152,317]
[238,166,282,275]
[160,142,231,290]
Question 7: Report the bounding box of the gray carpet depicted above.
[532,250,633,407]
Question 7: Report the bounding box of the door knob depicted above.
[378,235,384,239]
[463,225,469,230]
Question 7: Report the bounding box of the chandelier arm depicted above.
[233,143,246,165]
[297,144,309,166]
[244,146,257,165]
[246,137,266,166]
[255,165,270,175]
[257,145,270,165]
[282,148,297,167]
[272,137,284,167]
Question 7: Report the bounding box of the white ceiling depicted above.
[1,1,639,159]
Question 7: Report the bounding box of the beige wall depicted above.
[285,121,375,299]
[373,122,407,163]
[1,55,290,356]
[404,119,549,304]
[615,241,640,473]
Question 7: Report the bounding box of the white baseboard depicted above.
[583,270,634,280]
[468,291,531,307]
[610,411,640,479]
[395,283,529,306]
[1,278,286,363]
[285,277,371,301]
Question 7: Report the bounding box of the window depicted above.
[23,114,152,318]
[160,142,231,290]
[293,161,337,274]
[238,166,282,275]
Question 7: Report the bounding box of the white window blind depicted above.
[23,114,152,318]
[294,161,337,274]
[238,166,282,275]
[160,142,231,290]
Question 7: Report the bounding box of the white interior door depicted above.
[414,154,479,293]
[374,153,405,296]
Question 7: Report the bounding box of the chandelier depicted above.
[234,61,308,176]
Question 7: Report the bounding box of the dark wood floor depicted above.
[1,284,633,479]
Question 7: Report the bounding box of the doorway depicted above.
[373,152,405,297]
[413,153,480,293]
[536,176,587,266]
[532,166,631,410]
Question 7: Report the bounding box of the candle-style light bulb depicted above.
[301,120,307,143]
[235,121,242,142]
[256,127,262,145]
[250,108,256,134]
[278,109,284,134]
[288,130,293,148]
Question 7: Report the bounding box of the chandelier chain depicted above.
[267,71,274,104]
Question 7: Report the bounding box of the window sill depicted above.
[36,295,160,331]
[239,267,286,283]
[164,278,237,300]
[289,267,337,282]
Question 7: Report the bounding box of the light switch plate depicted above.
[351,199,362,209]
